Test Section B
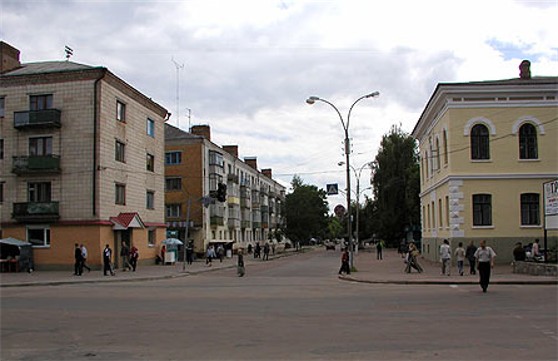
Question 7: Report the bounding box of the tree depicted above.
[284,175,329,244]
[327,215,344,240]
[370,125,420,246]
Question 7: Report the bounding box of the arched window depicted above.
[470,124,490,160]
[519,123,538,159]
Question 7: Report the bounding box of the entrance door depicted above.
[114,229,131,269]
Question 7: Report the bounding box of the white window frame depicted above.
[27,225,51,248]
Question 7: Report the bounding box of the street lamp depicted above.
[339,161,372,254]
[306,91,379,269]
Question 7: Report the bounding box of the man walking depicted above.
[466,241,477,275]
[80,244,91,272]
[120,241,132,271]
[440,239,451,276]
[74,243,83,276]
[474,240,496,293]
[263,243,270,261]
[103,244,115,276]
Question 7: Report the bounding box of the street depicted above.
[1,250,557,361]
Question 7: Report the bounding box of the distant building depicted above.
[0,41,169,269]
[165,124,285,255]
[412,61,558,263]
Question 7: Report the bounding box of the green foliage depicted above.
[284,175,329,244]
[327,216,344,239]
[368,124,420,246]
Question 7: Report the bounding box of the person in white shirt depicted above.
[454,242,466,276]
[439,239,451,276]
[80,244,91,272]
[474,240,497,293]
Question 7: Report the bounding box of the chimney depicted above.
[0,41,21,74]
[244,157,258,171]
[223,145,239,158]
[519,60,531,80]
[262,168,272,178]
[190,125,211,140]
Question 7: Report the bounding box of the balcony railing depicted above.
[14,109,62,129]
[13,202,60,222]
[210,216,224,226]
[12,155,61,175]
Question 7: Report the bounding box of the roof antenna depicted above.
[171,57,185,128]
[64,46,73,61]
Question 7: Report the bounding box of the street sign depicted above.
[326,183,339,195]
[543,180,558,230]
[334,204,346,218]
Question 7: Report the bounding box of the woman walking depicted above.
[474,240,496,293]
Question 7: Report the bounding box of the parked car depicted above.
[324,241,336,250]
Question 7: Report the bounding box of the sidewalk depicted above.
[343,248,558,285]
[0,249,304,288]
[1,248,556,288]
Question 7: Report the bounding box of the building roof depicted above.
[2,60,101,76]
[109,213,145,230]
[165,123,201,141]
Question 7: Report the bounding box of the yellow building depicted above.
[165,124,285,255]
[412,61,558,263]
[0,42,169,269]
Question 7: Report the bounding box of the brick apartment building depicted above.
[0,41,169,269]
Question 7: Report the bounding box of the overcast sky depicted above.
[2,0,556,210]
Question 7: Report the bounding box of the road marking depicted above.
[449,285,458,288]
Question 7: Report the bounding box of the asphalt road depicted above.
[1,250,557,361]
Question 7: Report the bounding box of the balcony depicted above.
[14,109,62,129]
[13,202,60,222]
[12,155,61,175]
[210,216,224,226]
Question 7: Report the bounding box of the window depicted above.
[519,123,538,159]
[146,153,155,172]
[29,136,52,156]
[209,150,224,167]
[0,139,3,159]
[435,138,440,171]
[521,193,540,225]
[115,183,126,205]
[165,177,182,191]
[0,97,5,117]
[27,226,50,247]
[0,182,4,203]
[166,204,181,218]
[148,229,156,247]
[28,182,51,202]
[438,198,443,228]
[115,140,125,162]
[30,94,53,111]
[116,101,126,122]
[165,151,181,165]
[146,190,155,209]
[445,196,450,229]
[472,194,492,226]
[442,130,448,165]
[470,124,490,160]
[147,118,155,137]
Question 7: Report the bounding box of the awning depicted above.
[0,237,32,247]
[208,240,235,244]
[110,212,145,230]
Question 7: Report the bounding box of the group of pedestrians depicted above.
[73,243,91,276]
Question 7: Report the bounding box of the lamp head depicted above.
[366,91,380,98]
[306,96,319,105]
[338,161,345,166]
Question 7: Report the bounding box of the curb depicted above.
[338,275,558,285]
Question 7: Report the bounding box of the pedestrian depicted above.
[206,245,216,266]
[271,242,275,256]
[217,244,225,262]
[237,249,245,277]
[376,240,384,260]
[338,248,350,275]
[440,239,451,276]
[465,240,477,275]
[186,241,194,265]
[474,240,497,293]
[160,245,166,265]
[130,245,139,272]
[513,242,526,262]
[103,244,115,276]
[404,242,423,273]
[263,243,270,261]
[80,244,91,273]
[74,243,83,276]
[254,243,261,259]
[120,241,132,271]
[454,242,465,276]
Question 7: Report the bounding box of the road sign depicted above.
[543,180,558,230]
[326,183,339,195]
[334,204,346,218]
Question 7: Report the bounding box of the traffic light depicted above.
[217,183,227,202]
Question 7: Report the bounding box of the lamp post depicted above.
[339,161,372,254]
[306,92,379,269]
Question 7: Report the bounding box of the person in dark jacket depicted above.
[103,244,115,276]
[74,243,83,276]
[465,241,477,275]
[338,248,350,275]
[237,249,245,277]
[513,242,526,261]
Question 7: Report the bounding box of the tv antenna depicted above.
[171,57,184,128]
[64,46,73,61]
